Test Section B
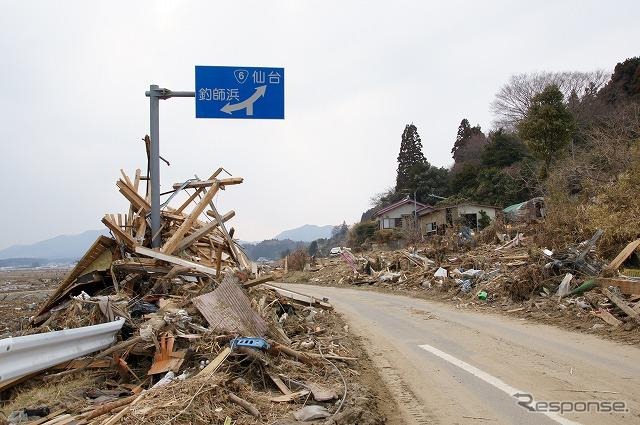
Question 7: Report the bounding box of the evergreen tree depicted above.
[451,119,486,162]
[518,84,576,165]
[308,240,318,256]
[396,124,426,192]
[481,129,528,168]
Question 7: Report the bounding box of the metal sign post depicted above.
[145,86,194,248]
[145,66,283,248]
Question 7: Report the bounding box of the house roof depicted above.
[417,202,500,217]
[374,197,429,217]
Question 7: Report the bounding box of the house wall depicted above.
[378,203,420,229]
[420,205,497,234]
[457,205,497,219]
[419,210,447,234]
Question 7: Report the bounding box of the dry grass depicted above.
[1,372,96,417]
[540,109,640,259]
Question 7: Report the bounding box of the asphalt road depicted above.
[275,283,640,425]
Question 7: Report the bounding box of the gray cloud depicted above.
[1,0,639,248]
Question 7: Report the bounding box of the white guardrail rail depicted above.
[0,318,125,384]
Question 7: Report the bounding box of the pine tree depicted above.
[451,119,486,165]
[396,124,426,192]
[518,84,576,165]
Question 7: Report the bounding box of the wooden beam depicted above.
[596,278,640,296]
[117,179,151,213]
[175,168,223,214]
[102,215,137,249]
[206,200,240,265]
[161,181,220,255]
[243,275,274,289]
[607,239,640,271]
[172,177,243,190]
[174,210,235,253]
[197,346,231,376]
[601,287,640,323]
[135,246,218,275]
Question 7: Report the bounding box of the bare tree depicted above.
[491,70,609,129]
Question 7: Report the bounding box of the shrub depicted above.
[287,248,309,272]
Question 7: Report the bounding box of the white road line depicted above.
[418,343,582,425]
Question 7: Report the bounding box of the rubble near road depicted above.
[0,147,387,425]
[284,223,640,344]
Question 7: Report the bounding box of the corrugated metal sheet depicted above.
[192,275,267,337]
[0,318,124,384]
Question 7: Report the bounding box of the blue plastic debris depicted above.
[230,337,270,351]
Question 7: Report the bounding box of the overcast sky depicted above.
[1,0,639,249]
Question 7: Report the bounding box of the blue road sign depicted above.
[195,66,284,119]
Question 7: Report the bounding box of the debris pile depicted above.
[285,227,640,339]
[0,163,380,424]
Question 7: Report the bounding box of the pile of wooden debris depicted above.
[0,160,378,424]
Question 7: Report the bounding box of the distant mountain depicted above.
[0,229,109,260]
[274,225,333,242]
[240,239,308,261]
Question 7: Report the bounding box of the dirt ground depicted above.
[0,269,65,338]
[0,268,400,425]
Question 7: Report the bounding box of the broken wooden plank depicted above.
[173,210,235,253]
[243,275,275,289]
[198,346,231,376]
[205,201,240,265]
[268,372,292,395]
[116,179,151,213]
[135,246,218,276]
[601,287,640,323]
[606,239,640,271]
[269,390,310,402]
[175,168,223,214]
[172,177,243,190]
[102,215,137,250]
[263,283,333,309]
[593,309,622,327]
[595,278,640,296]
[161,181,220,255]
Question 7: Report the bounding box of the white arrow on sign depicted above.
[220,85,267,116]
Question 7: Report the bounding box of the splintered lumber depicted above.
[161,181,220,254]
[601,287,640,323]
[268,372,292,395]
[607,239,640,271]
[83,395,137,420]
[102,215,137,249]
[198,346,231,376]
[135,246,218,275]
[593,309,622,327]
[270,342,316,365]
[206,201,241,264]
[172,177,243,190]
[595,278,640,296]
[173,210,235,253]
[175,168,223,214]
[269,390,310,402]
[243,275,275,289]
[228,392,260,418]
[263,284,333,309]
[116,179,151,213]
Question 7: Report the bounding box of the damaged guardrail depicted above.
[0,318,125,384]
